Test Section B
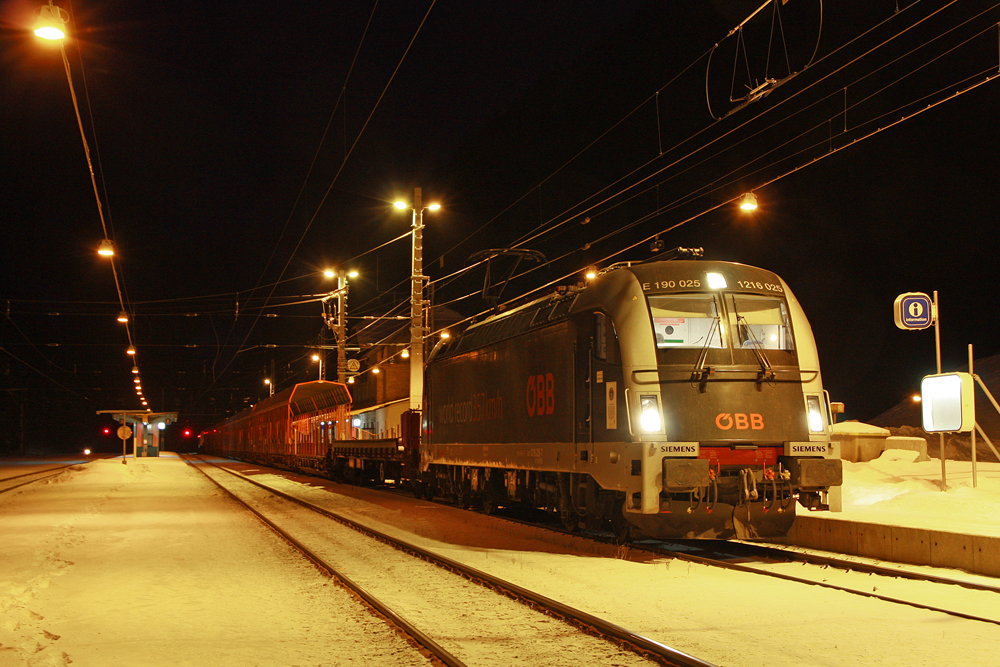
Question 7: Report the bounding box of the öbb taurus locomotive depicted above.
[203,255,842,540]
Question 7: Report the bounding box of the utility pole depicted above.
[409,188,426,412]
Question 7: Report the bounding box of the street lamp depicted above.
[311,353,323,381]
[394,188,440,412]
[264,378,274,397]
[739,192,758,211]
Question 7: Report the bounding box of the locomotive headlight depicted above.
[639,395,662,433]
[706,272,727,289]
[806,396,825,433]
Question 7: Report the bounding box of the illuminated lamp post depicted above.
[394,189,440,411]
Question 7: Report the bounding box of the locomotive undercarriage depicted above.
[217,450,829,541]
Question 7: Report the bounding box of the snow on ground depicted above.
[1,451,998,667]
[827,449,1000,537]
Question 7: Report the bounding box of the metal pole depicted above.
[934,290,945,490]
[970,344,977,488]
[409,188,425,412]
[337,271,348,384]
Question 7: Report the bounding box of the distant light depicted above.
[912,394,922,403]
[347,270,359,278]
[440,330,451,340]
[427,203,441,211]
[312,354,320,362]
[585,267,597,281]
[157,422,165,430]
[132,365,139,374]
[394,201,408,210]
[352,418,361,427]
[126,345,136,355]
[323,269,335,278]
[98,239,115,256]
[739,192,758,211]
[347,376,355,384]
[264,379,271,385]
[183,429,191,437]
[117,311,129,323]
[706,272,728,289]
[401,348,410,359]
[84,448,91,455]
[372,367,380,374]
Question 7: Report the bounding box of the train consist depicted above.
[202,254,842,540]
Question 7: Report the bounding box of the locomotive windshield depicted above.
[648,295,724,349]
[728,295,794,351]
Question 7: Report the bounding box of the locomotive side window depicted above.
[594,312,620,364]
[647,296,724,349]
[727,295,794,351]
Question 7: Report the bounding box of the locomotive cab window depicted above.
[726,294,797,365]
[647,295,724,349]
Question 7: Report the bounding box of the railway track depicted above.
[185,454,716,667]
[0,459,98,495]
[633,537,1000,626]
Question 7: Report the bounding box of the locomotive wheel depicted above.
[560,509,580,532]
[611,498,632,543]
[480,492,497,515]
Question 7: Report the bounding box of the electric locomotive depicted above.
[422,253,841,539]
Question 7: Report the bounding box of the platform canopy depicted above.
[96,410,179,426]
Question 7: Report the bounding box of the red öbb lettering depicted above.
[715,413,764,430]
[526,373,555,417]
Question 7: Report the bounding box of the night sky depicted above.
[2,0,999,452]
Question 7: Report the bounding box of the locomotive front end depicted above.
[601,260,842,539]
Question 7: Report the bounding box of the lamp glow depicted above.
[126,346,136,355]
[33,4,67,40]
[98,239,115,257]
[739,192,758,211]
[117,311,129,323]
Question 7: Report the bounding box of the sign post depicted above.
[894,291,946,489]
[117,423,133,464]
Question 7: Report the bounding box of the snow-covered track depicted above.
[639,540,1000,626]
[0,459,100,495]
[185,455,715,667]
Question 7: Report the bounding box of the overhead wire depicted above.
[200,0,438,405]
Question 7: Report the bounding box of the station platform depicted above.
[779,455,1000,577]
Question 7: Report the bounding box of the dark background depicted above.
[2,0,998,453]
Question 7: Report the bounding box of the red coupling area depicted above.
[698,446,780,466]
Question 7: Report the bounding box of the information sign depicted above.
[894,292,934,330]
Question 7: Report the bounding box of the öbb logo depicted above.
[715,413,764,430]
[526,373,555,417]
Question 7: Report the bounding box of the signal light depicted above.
[103,427,111,435]
[183,429,192,437]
